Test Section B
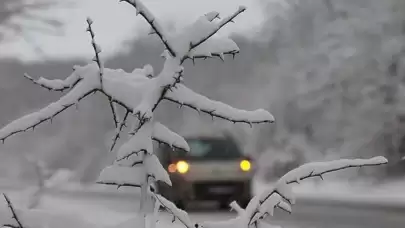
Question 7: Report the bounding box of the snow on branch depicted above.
[23,71,81,92]
[144,154,171,186]
[0,81,97,142]
[244,156,388,226]
[152,122,190,152]
[3,194,25,228]
[164,84,274,125]
[279,156,388,185]
[97,165,144,188]
[116,121,153,161]
[121,0,177,57]
[99,154,171,188]
[204,11,220,22]
[152,193,195,228]
[186,6,246,57]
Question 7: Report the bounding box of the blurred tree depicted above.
[0,0,66,56]
[252,0,405,178]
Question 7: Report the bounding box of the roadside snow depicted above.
[252,177,405,207]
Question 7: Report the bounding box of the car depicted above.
[156,134,254,210]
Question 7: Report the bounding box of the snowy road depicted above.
[6,190,402,228]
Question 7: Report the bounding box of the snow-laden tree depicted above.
[247,0,405,177]
[0,1,389,228]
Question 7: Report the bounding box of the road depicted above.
[2,188,405,228]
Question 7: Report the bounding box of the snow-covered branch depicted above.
[3,194,25,228]
[186,6,246,57]
[152,193,195,228]
[121,0,177,57]
[23,72,81,92]
[98,153,171,188]
[152,122,190,152]
[164,84,275,125]
[244,156,388,226]
[0,81,97,142]
[204,11,220,22]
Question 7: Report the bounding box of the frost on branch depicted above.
[152,122,190,151]
[165,84,275,125]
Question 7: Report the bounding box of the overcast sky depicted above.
[0,0,268,62]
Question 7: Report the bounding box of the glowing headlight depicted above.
[240,160,251,172]
[176,160,189,174]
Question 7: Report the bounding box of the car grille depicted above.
[193,181,245,199]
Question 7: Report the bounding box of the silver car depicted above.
[156,135,254,209]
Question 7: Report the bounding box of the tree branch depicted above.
[121,0,177,57]
[86,17,103,87]
[151,192,195,228]
[23,72,81,92]
[0,86,97,142]
[3,194,24,228]
[96,181,141,188]
[110,110,130,151]
[247,156,388,225]
[164,84,274,125]
[86,17,119,128]
[186,6,246,57]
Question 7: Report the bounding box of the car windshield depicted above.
[173,138,242,161]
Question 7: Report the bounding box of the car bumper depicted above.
[158,177,251,203]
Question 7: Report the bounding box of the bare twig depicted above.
[86,17,119,128]
[110,110,130,151]
[86,17,103,86]
[96,181,141,188]
[109,100,119,128]
[121,0,177,57]
[3,194,24,228]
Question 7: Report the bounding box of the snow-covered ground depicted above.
[1,177,405,228]
[253,177,405,208]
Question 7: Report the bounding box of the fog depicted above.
[0,0,405,183]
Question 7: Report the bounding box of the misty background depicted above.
[1,0,405,184]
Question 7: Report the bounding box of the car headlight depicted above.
[176,160,189,174]
[240,160,251,172]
